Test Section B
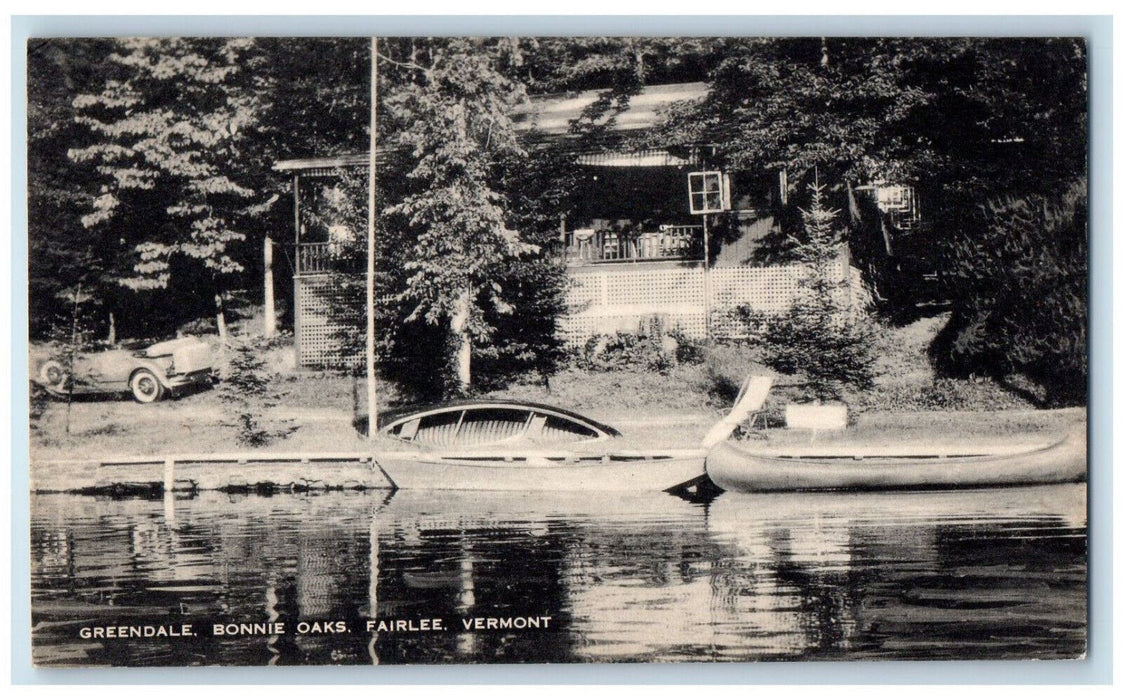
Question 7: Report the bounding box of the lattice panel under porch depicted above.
[296,275,363,369]
[603,268,705,306]
[559,261,853,345]
[709,263,823,313]
[565,272,603,312]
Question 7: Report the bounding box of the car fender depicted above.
[129,359,175,389]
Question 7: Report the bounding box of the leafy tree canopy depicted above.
[69,38,271,290]
[653,38,1086,203]
[378,38,540,392]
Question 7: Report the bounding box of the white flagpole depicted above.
[367,37,379,440]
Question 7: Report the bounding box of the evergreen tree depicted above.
[219,334,291,446]
[750,181,878,402]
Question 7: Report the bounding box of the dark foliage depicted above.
[930,181,1087,407]
[651,37,1087,329]
[28,38,372,342]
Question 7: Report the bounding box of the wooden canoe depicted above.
[705,426,1087,493]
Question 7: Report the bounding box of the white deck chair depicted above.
[701,375,774,449]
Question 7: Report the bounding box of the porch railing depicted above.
[294,242,332,275]
[565,225,703,265]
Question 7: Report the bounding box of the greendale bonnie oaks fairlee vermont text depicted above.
[77,617,555,640]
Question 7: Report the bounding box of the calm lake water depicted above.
[30,484,1086,666]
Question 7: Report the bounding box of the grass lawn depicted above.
[30,371,1083,462]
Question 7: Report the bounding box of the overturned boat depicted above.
[375,445,709,492]
[705,426,1087,493]
[372,378,775,492]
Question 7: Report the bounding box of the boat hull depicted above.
[706,428,1087,493]
[375,449,706,492]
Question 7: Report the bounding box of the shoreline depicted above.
[30,404,1086,462]
[28,406,1087,494]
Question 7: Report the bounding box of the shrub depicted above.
[667,328,707,366]
[29,383,50,435]
[573,332,672,374]
[219,334,293,446]
[931,180,1087,407]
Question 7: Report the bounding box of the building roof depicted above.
[511,81,707,139]
[273,152,374,174]
[274,82,708,174]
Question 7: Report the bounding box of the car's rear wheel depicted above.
[129,369,165,403]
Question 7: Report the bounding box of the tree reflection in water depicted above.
[30,484,1085,666]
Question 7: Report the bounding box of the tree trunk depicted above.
[263,235,276,338]
[106,311,116,345]
[215,293,228,343]
[65,283,81,436]
[215,292,229,378]
[450,290,472,394]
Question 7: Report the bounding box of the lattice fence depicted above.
[295,275,363,369]
[560,261,858,344]
[294,263,867,366]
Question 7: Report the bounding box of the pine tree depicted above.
[219,335,290,446]
[753,181,878,402]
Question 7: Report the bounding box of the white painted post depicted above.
[702,213,712,338]
[263,235,276,338]
[366,37,379,439]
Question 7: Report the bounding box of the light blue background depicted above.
[10,14,1113,685]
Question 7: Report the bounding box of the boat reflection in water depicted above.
[30,484,1085,666]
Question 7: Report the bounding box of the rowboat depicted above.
[373,377,775,492]
[374,445,709,492]
[705,426,1087,493]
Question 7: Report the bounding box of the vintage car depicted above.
[34,336,215,403]
[377,400,622,448]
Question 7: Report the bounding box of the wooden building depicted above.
[275,82,866,369]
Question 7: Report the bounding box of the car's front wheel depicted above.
[129,369,165,403]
